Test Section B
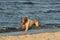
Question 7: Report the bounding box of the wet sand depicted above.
[0,31,60,40]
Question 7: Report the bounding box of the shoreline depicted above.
[0,28,60,36]
[0,31,60,40]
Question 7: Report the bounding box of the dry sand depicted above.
[0,31,60,40]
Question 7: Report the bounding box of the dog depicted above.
[16,17,41,34]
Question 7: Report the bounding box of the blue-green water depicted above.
[0,0,60,35]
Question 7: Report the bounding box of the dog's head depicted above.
[21,17,28,25]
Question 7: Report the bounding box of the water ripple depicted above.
[32,9,60,13]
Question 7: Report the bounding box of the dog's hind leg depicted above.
[34,21,41,29]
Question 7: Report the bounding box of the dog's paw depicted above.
[22,32,27,35]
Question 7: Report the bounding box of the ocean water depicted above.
[0,0,60,35]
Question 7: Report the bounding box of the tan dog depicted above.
[17,17,41,34]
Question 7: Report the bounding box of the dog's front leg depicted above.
[23,24,29,34]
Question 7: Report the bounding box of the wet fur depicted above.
[16,17,41,34]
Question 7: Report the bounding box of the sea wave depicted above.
[42,9,60,13]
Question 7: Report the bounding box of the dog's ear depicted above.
[23,18,28,25]
[21,17,28,25]
[21,17,28,22]
[24,18,28,23]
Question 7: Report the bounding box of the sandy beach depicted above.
[0,31,60,40]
